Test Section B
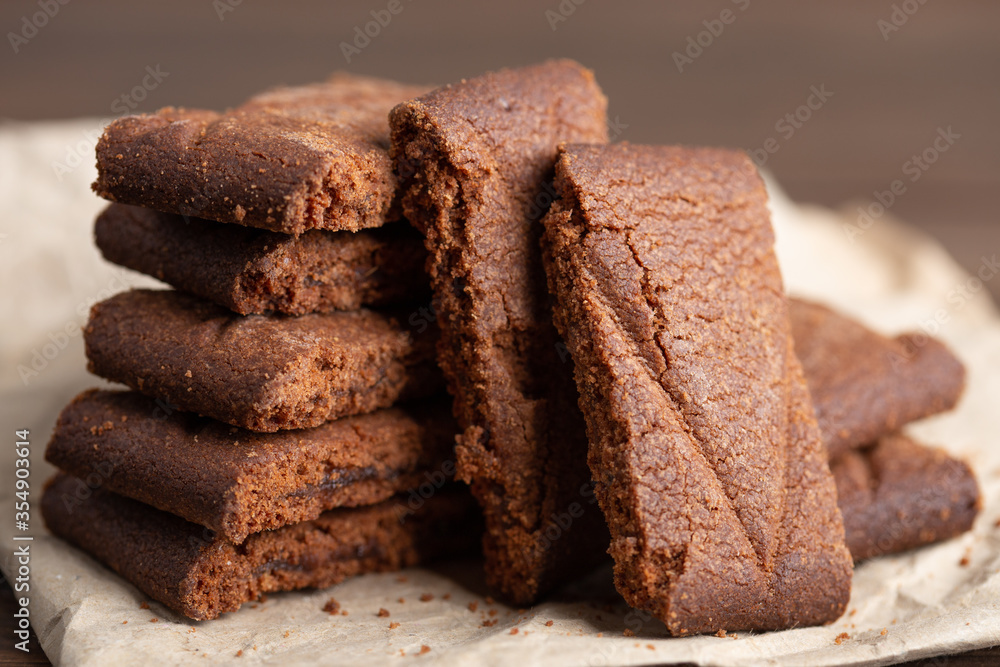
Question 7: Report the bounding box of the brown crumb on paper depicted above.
[149,618,158,623]
[235,650,242,657]
[377,608,390,618]
[623,628,635,637]
[140,601,149,610]
[442,593,451,600]
[881,628,888,636]
[715,629,726,638]
[468,601,478,612]
[510,628,519,635]
[419,593,434,602]
[483,619,497,627]
[545,620,554,627]
[419,645,431,655]
[485,596,495,605]
[835,632,850,645]
[323,598,340,615]
[389,622,400,629]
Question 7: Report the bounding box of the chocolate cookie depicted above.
[84,289,442,432]
[832,433,980,561]
[389,60,610,604]
[790,298,965,459]
[45,389,457,543]
[95,203,429,315]
[42,473,478,620]
[94,74,429,234]
[540,143,852,636]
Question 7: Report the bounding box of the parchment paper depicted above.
[2,120,999,666]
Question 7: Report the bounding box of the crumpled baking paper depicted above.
[1,120,999,666]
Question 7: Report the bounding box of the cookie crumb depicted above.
[881,628,888,636]
[835,632,850,645]
[377,608,390,618]
[419,645,431,655]
[510,628,519,635]
[188,627,196,634]
[419,593,434,602]
[149,618,158,623]
[485,596,495,605]
[488,609,497,617]
[848,608,857,617]
[623,628,635,637]
[442,593,451,600]
[545,620,554,627]
[715,629,726,638]
[468,601,478,612]
[140,601,150,610]
[398,597,406,604]
[341,610,349,616]
[482,619,497,627]
[235,650,242,657]
[647,644,655,650]
[122,620,127,624]
[284,631,290,638]
[323,597,341,615]
[389,622,400,629]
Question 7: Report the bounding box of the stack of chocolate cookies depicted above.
[42,60,980,636]
[40,74,481,621]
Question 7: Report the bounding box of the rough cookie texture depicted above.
[42,473,478,621]
[84,289,442,432]
[790,298,965,459]
[93,74,429,234]
[45,389,457,543]
[832,433,980,561]
[95,203,429,315]
[540,143,852,636]
[389,60,610,604]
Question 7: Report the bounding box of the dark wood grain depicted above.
[0,0,996,300]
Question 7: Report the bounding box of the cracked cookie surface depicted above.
[541,143,852,636]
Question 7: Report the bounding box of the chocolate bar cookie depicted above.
[832,433,979,561]
[94,74,429,234]
[45,389,457,543]
[790,298,965,459]
[541,144,852,636]
[84,290,442,432]
[390,60,610,604]
[95,203,428,315]
[42,473,478,620]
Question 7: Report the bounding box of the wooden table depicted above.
[1,1,997,664]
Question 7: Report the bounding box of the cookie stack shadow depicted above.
[40,75,481,621]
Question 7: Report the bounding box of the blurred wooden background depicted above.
[1,2,998,664]
[1,0,997,300]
